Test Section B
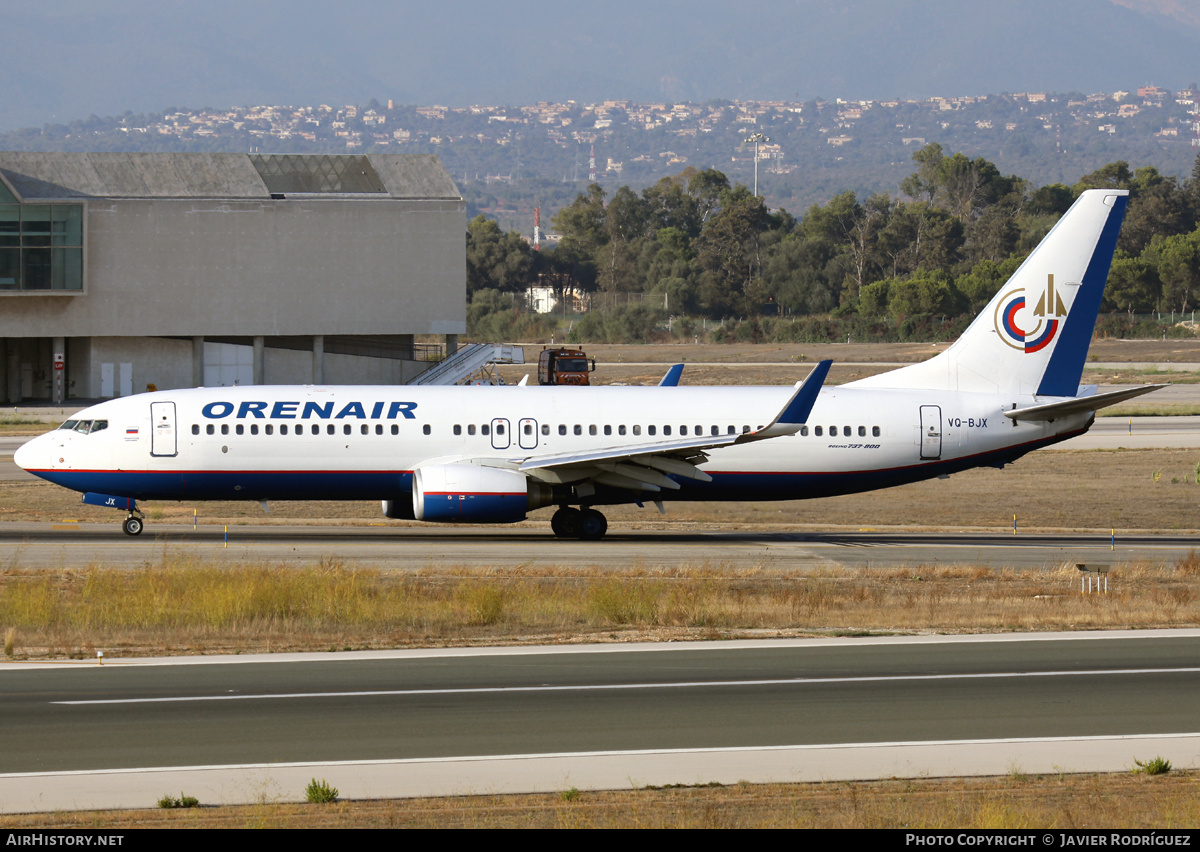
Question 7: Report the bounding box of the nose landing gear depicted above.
[122,512,144,536]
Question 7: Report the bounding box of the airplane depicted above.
[14,188,1162,540]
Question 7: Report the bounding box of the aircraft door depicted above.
[150,401,178,458]
[518,418,538,450]
[491,418,511,450]
[919,405,942,460]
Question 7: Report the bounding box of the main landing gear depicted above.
[550,506,608,540]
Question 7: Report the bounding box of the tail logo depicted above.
[994,275,1071,353]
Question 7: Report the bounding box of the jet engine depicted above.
[411,464,553,523]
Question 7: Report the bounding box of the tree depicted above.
[465,215,534,295]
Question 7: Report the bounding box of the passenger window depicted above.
[648,425,656,436]
[236,424,244,436]
[483,424,491,436]
[468,424,476,435]
[265,424,274,435]
[711,425,719,436]
[815,426,823,436]
[858,426,866,437]
[191,424,199,435]
[206,424,214,435]
[800,426,809,436]
[618,425,626,436]
[220,424,229,435]
[454,424,462,436]
[604,425,612,436]
[251,424,259,435]
[327,424,335,435]
[680,426,688,436]
[524,423,533,435]
[742,425,750,433]
[541,424,549,435]
[280,424,288,435]
[559,425,567,436]
[589,425,597,436]
[361,424,369,435]
[829,426,837,436]
[574,425,582,436]
[664,425,672,436]
[872,426,881,437]
[727,426,735,435]
[633,425,641,436]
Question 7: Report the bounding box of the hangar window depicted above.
[0,186,84,292]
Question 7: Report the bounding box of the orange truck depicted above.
[537,347,596,386]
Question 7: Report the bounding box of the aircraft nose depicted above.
[13,434,49,472]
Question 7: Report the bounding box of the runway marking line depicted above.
[3,732,1200,779]
[53,666,1200,705]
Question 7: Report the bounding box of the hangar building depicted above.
[0,152,465,403]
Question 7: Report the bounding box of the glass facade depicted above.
[0,181,83,292]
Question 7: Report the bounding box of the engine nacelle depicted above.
[412,464,552,523]
[381,499,417,520]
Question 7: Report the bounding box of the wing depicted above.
[514,360,831,493]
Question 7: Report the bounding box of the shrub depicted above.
[305,777,339,803]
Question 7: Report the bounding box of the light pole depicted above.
[744,132,769,197]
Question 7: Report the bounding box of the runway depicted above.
[0,522,1196,570]
[2,631,1198,812]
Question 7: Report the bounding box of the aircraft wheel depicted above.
[577,508,608,541]
[551,507,581,538]
[122,516,144,536]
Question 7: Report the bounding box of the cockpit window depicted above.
[62,419,108,435]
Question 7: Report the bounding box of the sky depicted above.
[3,0,1200,131]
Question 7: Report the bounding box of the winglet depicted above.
[658,364,684,387]
[753,359,831,438]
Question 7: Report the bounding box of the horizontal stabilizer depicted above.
[1004,384,1165,422]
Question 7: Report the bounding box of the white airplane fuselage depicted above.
[16,382,1085,505]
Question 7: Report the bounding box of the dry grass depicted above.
[2,556,1198,659]
[4,772,1199,828]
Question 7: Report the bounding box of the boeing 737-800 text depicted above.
[15,189,1160,539]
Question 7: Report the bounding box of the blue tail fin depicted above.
[850,189,1128,396]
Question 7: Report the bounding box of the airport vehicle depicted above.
[15,190,1158,540]
[538,347,595,385]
